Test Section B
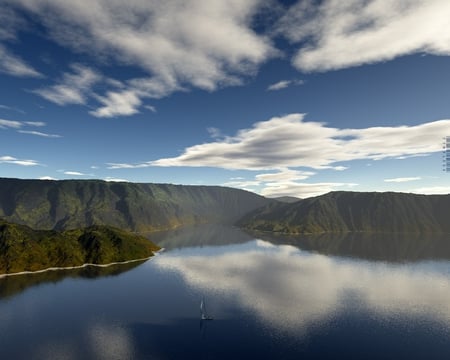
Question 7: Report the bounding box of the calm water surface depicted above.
[1,225,450,359]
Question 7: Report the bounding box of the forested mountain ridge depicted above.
[238,191,450,234]
[0,219,160,274]
[0,178,271,232]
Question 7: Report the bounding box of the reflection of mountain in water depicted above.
[147,224,254,250]
[245,230,450,263]
[151,224,450,263]
[0,260,146,300]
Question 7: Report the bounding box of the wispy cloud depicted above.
[222,180,261,189]
[0,119,22,129]
[260,181,358,198]
[0,44,43,78]
[18,130,62,138]
[1,119,47,129]
[144,105,157,113]
[278,0,450,72]
[267,79,304,91]
[384,177,421,183]
[33,64,101,106]
[63,171,90,176]
[39,176,57,180]
[256,168,315,182]
[24,121,45,127]
[0,104,26,114]
[10,0,276,116]
[0,118,61,137]
[90,90,141,118]
[0,155,40,166]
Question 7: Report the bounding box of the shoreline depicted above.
[0,250,164,279]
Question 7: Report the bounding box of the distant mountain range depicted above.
[0,178,449,237]
[0,178,270,232]
[238,191,450,234]
[272,196,301,203]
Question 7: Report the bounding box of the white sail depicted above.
[200,298,212,320]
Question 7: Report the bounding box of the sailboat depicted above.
[200,298,213,320]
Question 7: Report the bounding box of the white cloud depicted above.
[278,0,450,72]
[267,79,304,91]
[0,119,46,129]
[0,118,60,137]
[410,186,450,195]
[104,177,129,182]
[90,90,141,118]
[39,176,57,180]
[0,119,22,129]
[222,180,261,189]
[64,171,88,176]
[0,155,40,166]
[10,0,276,115]
[0,44,42,77]
[149,114,449,170]
[267,80,291,91]
[106,113,447,198]
[384,176,421,183]
[333,166,348,171]
[144,105,156,113]
[33,64,101,106]
[18,130,62,138]
[256,168,315,182]
[24,121,45,127]
[261,181,358,198]
[207,127,223,139]
[0,5,25,41]
[0,104,26,114]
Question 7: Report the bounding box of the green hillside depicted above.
[238,191,450,234]
[0,178,270,231]
[0,219,160,274]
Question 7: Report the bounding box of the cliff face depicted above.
[0,178,271,231]
[238,191,450,234]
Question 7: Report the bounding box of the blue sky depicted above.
[0,0,449,198]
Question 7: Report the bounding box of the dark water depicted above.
[1,225,450,359]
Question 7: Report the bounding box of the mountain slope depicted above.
[0,219,160,274]
[238,191,450,234]
[0,178,270,231]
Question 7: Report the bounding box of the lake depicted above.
[1,224,450,359]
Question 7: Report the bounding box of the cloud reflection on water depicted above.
[154,240,450,333]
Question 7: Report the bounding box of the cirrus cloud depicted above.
[267,79,304,91]
[0,118,61,137]
[0,155,40,166]
[384,177,421,183]
[0,44,42,78]
[32,64,102,106]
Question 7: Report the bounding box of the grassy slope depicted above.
[0,219,160,274]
